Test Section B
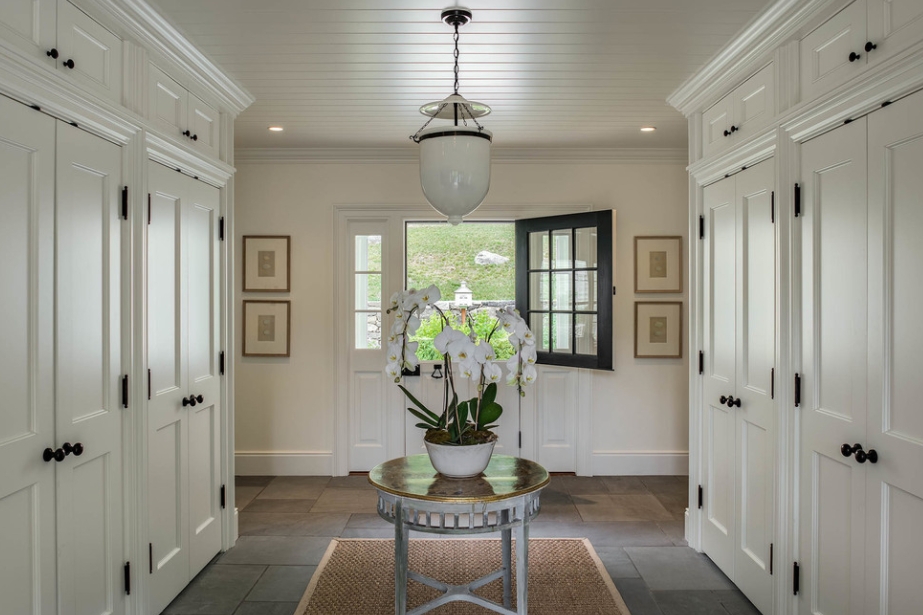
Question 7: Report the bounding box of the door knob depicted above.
[841,443,878,463]
[720,395,729,405]
[46,48,59,59]
[182,130,191,138]
[182,395,196,407]
[723,129,731,137]
[43,447,65,462]
[729,125,738,133]
[849,51,861,62]
[726,395,741,408]
[62,58,75,69]
[191,134,198,141]
[194,394,204,404]
[63,442,84,457]
[865,41,877,53]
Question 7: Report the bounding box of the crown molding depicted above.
[667,0,839,116]
[235,147,687,165]
[89,0,255,115]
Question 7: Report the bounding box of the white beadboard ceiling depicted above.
[149,0,773,152]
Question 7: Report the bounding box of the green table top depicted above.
[368,454,549,503]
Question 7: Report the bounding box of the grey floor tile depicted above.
[534,501,582,523]
[653,492,691,520]
[640,476,688,494]
[233,603,299,615]
[625,547,736,591]
[653,590,734,615]
[551,475,610,495]
[310,488,379,513]
[288,513,351,536]
[613,578,664,615]
[601,476,650,495]
[236,486,265,511]
[529,520,674,547]
[246,566,316,602]
[346,512,394,529]
[575,494,674,522]
[657,520,688,546]
[243,499,317,513]
[218,536,334,566]
[235,476,275,488]
[593,546,640,579]
[238,513,305,536]
[163,564,266,615]
[538,488,574,505]
[714,590,761,615]
[326,475,375,490]
[256,477,330,500]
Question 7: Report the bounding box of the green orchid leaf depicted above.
[456,400,470,426]
[407,407,440,427]
[477,402,503,430]
[481,382,498,407]
[415,422,433,430]
[398,385,440,423]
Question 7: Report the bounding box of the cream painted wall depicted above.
[234,158,689,475]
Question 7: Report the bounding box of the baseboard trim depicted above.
[592,451,689,476]
[235,451,334,476]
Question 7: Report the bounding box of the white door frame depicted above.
[333,202,594,477]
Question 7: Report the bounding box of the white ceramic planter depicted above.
[424,439,496,478]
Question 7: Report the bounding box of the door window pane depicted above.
[552,272,572,311]
[552,229,572,269]
[575,313,597,355]
[355,312,381,349]
[575,226,598,268]
[355,273,381,310]
[355,235,381,271]
[530,312,549,352]
[575,270,597,311]
[552,313,572,352]
[529,272,549,310]
[529,231,549,269]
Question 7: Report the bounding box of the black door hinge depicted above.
[612,286,617,296]
[147,369,152,400]
[124,562,131,595]
[147,193,151,225]
[698,351,704,375]
[699,215,705,239]
[793,562,800,595]
[698,485,703,509]
[220,484,226,509]
[794,373,801,407]
[149,543,153,574]
[770,543,774,575]
[794,184,801,217]
[121,375,129,408]
[771,191,775,223]
[518,431,522,449]
[771,368,775,399]
[219,216,225,241]
[220,351,225,375]
[121,186,128,220]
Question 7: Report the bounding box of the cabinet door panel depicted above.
[0,0,56,63]
[702,96,733,159]
[149,65,188,138]
[800,1,866,103]
[57,2,122,105]
[189,94,219,158]
[867,0,923,64]
[0,94,57,615]
[865,89,923,615]
[734,64,774,141]
[54,120,124,615]
[799,118,867,615]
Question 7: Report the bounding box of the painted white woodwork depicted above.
[148,63,220,157]
[530,366,579,472]
[56,1,122,105]
[867,0,923,65]
[702,159,775,615]
[0,94,57,615]
[147,161,222,615]
[800,1,867,103]
[54,119,124,615]
[864,90,923,615]
[702,64,775,159]
[0,0,56,64]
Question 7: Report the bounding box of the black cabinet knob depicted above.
[849,51,861,62]
[195,394,204,404]
[63,442,74,456]
[720,395,729,405]
[841,442,876,463]
[182,395,195,407]
[47,48,59,59]
[191,134,198,141]
[182,130,191,137]
[726,395,742,408]
[730,125,738,133]
[723,129,730,137]
[855,449,868,463]
[63,442,84,457]
[63,58,75,69]
[866,449,878,463]
[43,447,65,462]
[865,41,877,53]
[841,443,855,457]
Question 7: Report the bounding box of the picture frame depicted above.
[243,300,291,357]
[634,301,682,359]
[634,236,682,293]
[243,235,291,292]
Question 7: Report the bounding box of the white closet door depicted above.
[799,118,868,615]
[865,90,923,615]
[732,160,775,615]
[56,1,122,106]
[184,175,222,577]
[0,96,57,615]
[0,0,56,63]
[702,175,737,574]
[147,162,191,615]
[53,121,124,615]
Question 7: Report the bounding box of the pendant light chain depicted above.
[409,103,448,143]
[453,24,460,95]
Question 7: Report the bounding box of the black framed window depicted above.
[515,210,613,370]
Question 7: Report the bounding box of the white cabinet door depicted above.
[147,162,222,613]
[865,89,923,615]
[189,93,220,158]
[53,120,124,615]
[800,1,867,103]
[799,118,868,615]
[0,94,57,615]
[149,64,188,139]
[702,174,737,574]
[867,0,923,65]
[701,159,775,614]
[733,64,774,141]
[56,1,121,105]
[702,95,734,159]
[0,0,56,64]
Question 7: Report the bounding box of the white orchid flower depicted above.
[506,353,520,372]
[507,371,520,386]
[406,314,421,335]
[387,343,402,364]
[448,337,476,362]
[434,327,459,355]
[521,344,537,365]
[458,358,478,380]
[484,362,503,383]
[417,284,441,307]
[389,291,402,311]
[521,364,538,385]
[474,341,497,364]
[388,332,403,345]
[404,352,419,368]
[385,362,401,381]
[391,318,407,336]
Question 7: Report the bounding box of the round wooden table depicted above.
[369,454,550,615]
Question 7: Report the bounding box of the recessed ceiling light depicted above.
[268,126,284,132]
[640,126,656,132]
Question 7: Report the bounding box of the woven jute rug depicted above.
[296,538,631,614]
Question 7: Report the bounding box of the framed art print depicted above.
[243,300,291,357]
[243,235,291,292]
[634,301,682,358]
[634,236,682,293]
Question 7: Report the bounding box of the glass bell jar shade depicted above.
[418,124,492,225]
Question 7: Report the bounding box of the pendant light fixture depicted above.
[411,8,491,225]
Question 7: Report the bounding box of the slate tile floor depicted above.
[162,474,760,615]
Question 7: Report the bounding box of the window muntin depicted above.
[354,234,382,349]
